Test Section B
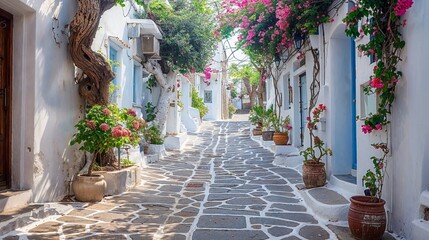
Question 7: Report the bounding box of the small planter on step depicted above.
[252,127,262,136]
[261,130,274,141]
[273,132,289,145]
[302,160,326,188]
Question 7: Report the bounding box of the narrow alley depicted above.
[2,118,337,240]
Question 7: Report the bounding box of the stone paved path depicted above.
[2,121,337,240]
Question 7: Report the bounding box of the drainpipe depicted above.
[350,37,357,171]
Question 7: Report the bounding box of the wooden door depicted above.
[0,9,12,191]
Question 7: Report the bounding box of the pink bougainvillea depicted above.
[394,0,414,16]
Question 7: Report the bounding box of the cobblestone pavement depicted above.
[3,121,337,240]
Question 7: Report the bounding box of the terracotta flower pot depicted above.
[302,161,326,188]
[72,174,107,202]
[252,127,262,136]
[273,132,289,145]
[348,196,386,240]
[261,131,274,141]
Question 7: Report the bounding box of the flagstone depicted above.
[28,221,62,233]
[1,121,338,240]
[298,226,330,240]
[197,215,246,229]
[61,224,87,234]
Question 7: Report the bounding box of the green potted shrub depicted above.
[272,115,292,145]
[70,104,145,202]
[143,125,165,156]
[261,106,275,141]
[249,105,264,135]
[300,104,332,188]
[228,103,237,119]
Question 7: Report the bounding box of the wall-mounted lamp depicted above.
[274,51,290,68]
[293,32,305,50]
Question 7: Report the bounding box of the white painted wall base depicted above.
[412,220,429,240]
[261,140,274,149]
[147,144,166,158]
[164,133,188,151]
[95,166,141,196]
[273,155,304,170]
[270,145,299,156]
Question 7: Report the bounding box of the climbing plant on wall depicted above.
[343,0,413,200]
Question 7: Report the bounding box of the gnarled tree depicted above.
[69,0,117,106]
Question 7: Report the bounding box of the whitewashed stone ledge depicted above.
[270,145,299,156]
[95,165,141,196]
[164,133,188,151]
[148,144,166,158]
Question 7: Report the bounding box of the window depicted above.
[369,18,379,64]
[133,64,143,105]
[204,90,212,103]
[109,46,120,102]
[360,83,378,118]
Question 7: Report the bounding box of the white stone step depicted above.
[0,190,31,213]
[299,187,350,222]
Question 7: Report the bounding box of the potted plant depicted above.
[300,104,332,188]
[249,105,264,135]
[143,125,165,155]
[228,103,237,119]
[70,104,145,202]
[261,106,275,141]
[272,114,292,145]
[348,143,388,239]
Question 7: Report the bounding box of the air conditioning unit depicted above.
[141,35,161,60]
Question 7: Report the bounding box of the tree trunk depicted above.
[69,0,116,106]
[257,75,265,107]
[143,61,177,132]
[249,85,257,109]
[69,0,118,169]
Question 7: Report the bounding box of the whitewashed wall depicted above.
[93,3,144,117]
[0,0,82,202]
[390,0,429,238]
[200,43,223,121]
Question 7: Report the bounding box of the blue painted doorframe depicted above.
[351,37,357,170]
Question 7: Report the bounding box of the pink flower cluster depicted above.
[127,108,137,117]
[370,77,384,89]
[203,66,212,80]
[275,2,290,31]
[100,123,110,131]
[132,119,145,131]
[112,125,131,138]
[307,104,327,129]
[361,124,383,134]
[102,108,111,116]
[86,120,96,130]
[394,0,413,16]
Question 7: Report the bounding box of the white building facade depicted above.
[0,0,162,208]
[269,1,429,239]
